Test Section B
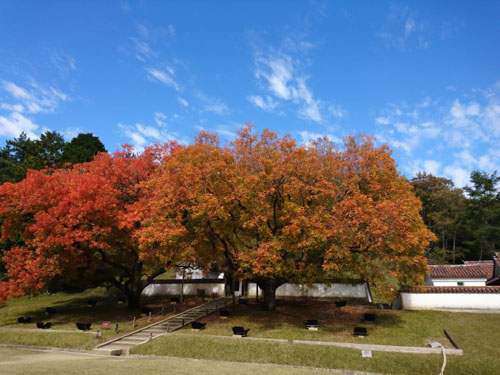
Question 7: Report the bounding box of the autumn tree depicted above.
[0,144,181,307]
[141,127,434,310]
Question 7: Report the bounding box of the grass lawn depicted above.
[0,348,332,375]
[131,298,500,375]
[0,288,206,349]
[2,293,499,374]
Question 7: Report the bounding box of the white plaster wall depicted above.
[142,283,225,297]
[143,281,372,301]
[247,282,371,301]
[431,279,486,287]
[401,292,500,311]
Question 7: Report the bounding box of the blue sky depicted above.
[0,1,499,187]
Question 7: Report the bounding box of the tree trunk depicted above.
[126,284,143,308]
[452,228,457,264]
[181,268,185,303]
[261,280,279,311]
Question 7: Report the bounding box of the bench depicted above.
[232,326,250,337]
[76,322,92,331]
[219,310,230,319]
[36,322,52,329]
[304,319,319,331]
[191,322,207,331]
[17,317,32,324]
[354,327,368,337]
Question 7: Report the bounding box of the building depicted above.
[399,253,500,311]
[427,253,500,287]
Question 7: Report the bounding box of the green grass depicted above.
[2,293,499,374]
[171,299,499,348]
[0,288,205,349]
[132,299,500,375]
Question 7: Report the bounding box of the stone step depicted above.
[118,339,148,345]
[119,336,147,341]
[110,342,138,347]
[92,348,123,356]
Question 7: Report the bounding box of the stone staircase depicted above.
[94,296,232,355]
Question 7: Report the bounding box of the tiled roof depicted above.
[463,261,495,278]
[403,286,500,294]
[429,263,493,279]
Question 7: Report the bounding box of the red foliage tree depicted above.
[0,144,181,307]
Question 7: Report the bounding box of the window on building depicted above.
[457,282,464,286]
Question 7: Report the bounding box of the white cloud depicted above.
[407,159,441,176]
[328,103,346,119]
[377,5,428,51]
[62,127,82,140]
[0,79,70,140]
[130,38,156,62]
[195,91,229,115]
[49,50,77,78]
[298,130,341,146]
[0,103,24,112]
[443,165,470,187]
[1,80,69,114]
[146,67,180,91]
[154,112,167,127]
[252,53,323,122]
[119,116,186,153]
[376,81,500,185]
[247,95,277,111]
[177,97,189,107]
[0,112,40,139]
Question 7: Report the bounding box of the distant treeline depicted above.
[411,171,499,264]
[0,131,106,184]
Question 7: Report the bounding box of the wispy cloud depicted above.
[297,130,341,146]
[49,50,77,78]
[252,52,323,122]
[377,5,428,50]
[0,79,70,139]
[118,112,187,152]
[0,112,40,139]
[1,80,69,114]
[375,82,500,186]
[247,95,278,112]
[177,97,189,107]
[195,91,229,115]
[146,67,181,91]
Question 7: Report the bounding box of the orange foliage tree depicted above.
[0,144,182,307]
[139,127,434,310]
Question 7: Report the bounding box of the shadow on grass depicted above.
[0,289,200,328]
[199,298,403,339]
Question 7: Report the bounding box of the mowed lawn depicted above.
[132,298,500,375]
[1,293,499,374]
[0,288,204,350]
